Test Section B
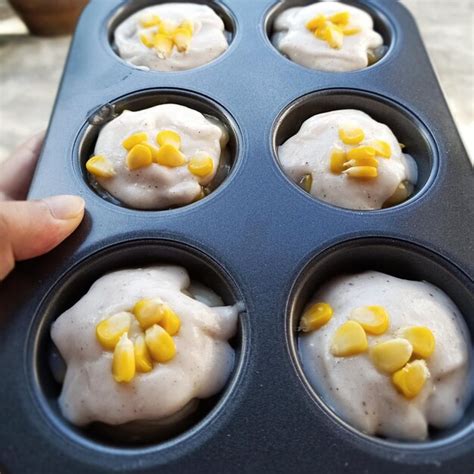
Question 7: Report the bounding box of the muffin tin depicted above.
[1,0,473,472]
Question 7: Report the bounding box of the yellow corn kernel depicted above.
[343,166,378,179]
[399,326,435,359]
[392,360,429,399]
[399,142,406,149]
[112,333,136,383]
[159,306,181,336]
[133,298,165,330]
[179,19,194,35]
[330,11,350,25]
[330,148,347,174]
[331,321,368,357]
[299,174,313,193]
[153,33,174,58]
[370,139,392,158]
[188,155,214,177]
[350,305,390,335]
[154,144,187,167]
[156,130,181,149]
[126,144,153,170]
[140,15,161,28]
[134,335,153,373]
[370,338,413,373]
[145,324,177,363]
[122,132,148,150]
[86,155,116,179]
[343,156,379,168]
[141,142,160,162]
[314,25,329,40]
[339,127,365,145]
[325,23,344,49]
[140,33,154,48]
[192,187,206,202]
[383,181,411,208]
[173,27,193,53]
[300,302,333,332]
[96,312,132,350]
[306,15,327,31]
[158,19,177,36]
[341,26,361,36]
[346,146,376,160]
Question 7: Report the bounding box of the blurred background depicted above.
[0,0,472,164]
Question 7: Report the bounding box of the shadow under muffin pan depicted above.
[107,0,237,71]
[264,0,394,72]
[2,0,474,472]
[287,238,474,451]
[272,88,438,211]
[76,88,241,210]
[27,239,247,449]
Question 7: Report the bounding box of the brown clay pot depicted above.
[8,0,89,36]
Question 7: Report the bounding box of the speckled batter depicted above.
[278,109,417,210]
[272,1,383,72]
[299,271,471,441]
[115,3,229,71]
[51,266,239,426]
[91,104,227,210]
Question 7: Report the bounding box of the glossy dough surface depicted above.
[51,266,238,426]
[92,104,226,209]
[278,109,417,210]
[299,271,471,441]
[273,2,383,72]
[115,3,229,71]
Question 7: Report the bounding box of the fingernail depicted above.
[43,195,85,220]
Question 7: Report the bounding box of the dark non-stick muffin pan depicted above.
[1,0,473,473]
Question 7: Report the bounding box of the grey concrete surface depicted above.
[0,0,473,163]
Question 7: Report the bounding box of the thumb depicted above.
[0,195,85,280]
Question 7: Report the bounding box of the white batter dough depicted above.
[51,266,239,426]
[115,3,229,71]
[89,103,227,210]
[299,271,471,441]
[278,109,417,210]
[272,2,384,72]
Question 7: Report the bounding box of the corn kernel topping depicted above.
[370,139,392,158]
[300,302,333,332]
[139,18,195,56]
[145,324,177,362]
[134,335,153,373]
[370,338,413,373]
[343,165,378,179]
[350,305,389,335]
[339,127,365,145]
[86,155,116,179]
[392,360,429,399]
[122,132,148,150]
[113,333,136,383]
[330,148,347,174]
[133,298,165,330]
[188,155,214,177]
[96,312,132,350]
[306,10,359,49]
[399,326,435,359]
[331,321,368,357]
[126,143,153,170]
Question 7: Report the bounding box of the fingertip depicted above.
[42,195,85,220]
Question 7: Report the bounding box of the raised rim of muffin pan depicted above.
[74,88,243,213]
[286,236,474,459]
[271,88,438,214]
[106,0,238,73]
[263,0,396,74]
[25,239,249,456]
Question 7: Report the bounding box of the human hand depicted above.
[0,133,85,280]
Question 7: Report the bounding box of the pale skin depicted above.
[0,133,85,280]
